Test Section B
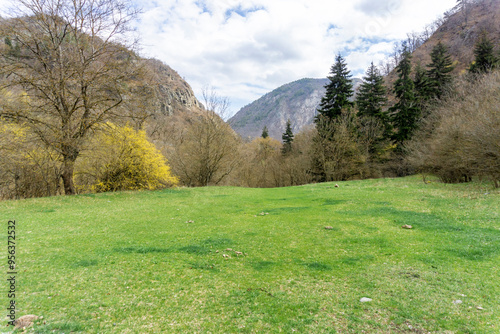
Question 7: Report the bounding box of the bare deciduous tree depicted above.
[0,0,139,195]
[167,87,240,187]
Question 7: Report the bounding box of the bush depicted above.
[0,122,61,199]
[76,123,178,192]
[236,137,283,188]
[408,71,500,186]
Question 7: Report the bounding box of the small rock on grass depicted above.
[360,297,372,303]
[324,226,334,230]
[14,315,40,329]
[453,300,463,304]
[477,306,484,310]
[401,225,413,229]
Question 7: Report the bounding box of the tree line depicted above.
[0,0,498,200]
[251,32,499,186]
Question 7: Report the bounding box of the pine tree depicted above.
[356,62,389,130]
[281,120,294,155]
[469,32,499,74]
[316,54,354,122]
[261,126,269,139]
[390,44,420,145]
[356,62,391,155]
[413,62,433,112]
[427,42,455,99]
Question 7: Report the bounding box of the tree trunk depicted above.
[61,146,79,195]
[62,159,76,195]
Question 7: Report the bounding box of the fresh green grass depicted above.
[1,176,499,333]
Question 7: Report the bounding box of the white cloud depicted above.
[136,0,457,114]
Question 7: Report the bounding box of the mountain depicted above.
[417,0,499,72]
[229,78,362,140]
[386,0,500,83]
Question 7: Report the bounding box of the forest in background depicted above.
[0,0,498,200]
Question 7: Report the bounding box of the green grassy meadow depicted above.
[0,176,499,333]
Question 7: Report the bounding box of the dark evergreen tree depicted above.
[413,62,433,112]
[427,42,455,99]
[261,126,269,139]
[316,54,354,122]
[281,120,294,155]
[469,32,499,74]
[390,44,420,145]
[356,62,389,134]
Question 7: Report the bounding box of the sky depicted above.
[0,0,458,116]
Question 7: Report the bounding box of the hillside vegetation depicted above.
[1,0,499,195]
[1,177,498,333]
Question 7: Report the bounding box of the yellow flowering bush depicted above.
[76,123,178,192]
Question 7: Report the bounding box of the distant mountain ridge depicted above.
[229,78,362,140]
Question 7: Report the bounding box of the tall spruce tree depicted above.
[390,44,420,145]
[356,62,389,129]
[469,32,499,74]
[281,120,294,155]
[356,62,390,154]
[261,126,269,139]
[316,54,354,122]
[413,62,433,112]
[427,42,455,99]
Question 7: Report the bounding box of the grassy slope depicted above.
[0,176,499,333]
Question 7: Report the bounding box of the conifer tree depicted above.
[427,42,455,99]
[261,126,269,139]
[356,62,389,131]
[281,120,294,155]
[469,32,499,74]
[413,62,433,112]
[316,54,354,122]
[390,44,420,145]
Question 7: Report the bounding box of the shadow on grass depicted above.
[338,255,374,266]
[178,245,211,255]
[446,243,499,261]
[71,259,98,268]
[179,237,234,255]
[303,262,332,271]
[322,199,346,206]
[188,262,220,272]
[265,206,311,214]
[202,237,233,247]
[31,322,84,334]
[114,246,173,254]
[293,259,332,271]
[251,260,276,271]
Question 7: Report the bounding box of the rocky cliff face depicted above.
[228,78,362,140]
[142,58,204,117]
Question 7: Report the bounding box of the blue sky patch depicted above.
[224,5,266,20]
